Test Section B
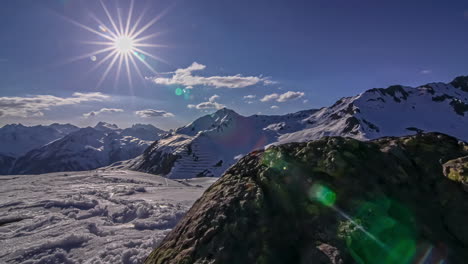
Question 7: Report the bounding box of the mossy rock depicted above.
[145,133,468,264]
[443,156,468,190]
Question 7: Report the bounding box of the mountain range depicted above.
[118,76,468,179]
[2,75,467,177]
[0,122,165,175]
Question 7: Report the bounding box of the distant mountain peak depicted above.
[130,123,157,129]
[94,122,120,131]
[213,107,237,115]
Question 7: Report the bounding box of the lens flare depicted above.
[175,88,183,96]
[338,198,417,264]
[309,184,336,207]
[63,0,168,89]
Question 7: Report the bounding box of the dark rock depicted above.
[144,133,468,264]
[368,85,409,103]
[342,117,360,134]
[450,76,468,93]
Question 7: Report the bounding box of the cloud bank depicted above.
[135,109,174,118]
[0,92,109,118]
[188,94,225,110]
[83,108,124,118]
[260,91,305,103]
[151,62,273,89]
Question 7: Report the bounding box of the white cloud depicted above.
[151,62,273,89]
[83,108,124,118]
[0,92,109,118]
[303,99,309,104]
[187,94,225,110]
[260,93,279,102]
[209,94,220,102]
[243,95,256,99]
[271,105,279,109]
[420,69,432,75]
[261,91,305,103]
[135,109,174,118]
[277,91,305,102]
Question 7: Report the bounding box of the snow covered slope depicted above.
[125,75,468,179]
[122,108,318,179]
[10,123,165,174]
[277,76,468,144]
[0,123,79,157]
[0,170,216,263]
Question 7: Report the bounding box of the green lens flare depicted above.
[175,88,183,96]
[309,184,336,207]
[339,198,417,264]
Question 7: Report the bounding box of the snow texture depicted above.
[0,170,216,263]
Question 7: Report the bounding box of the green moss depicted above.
[448,169,462,182]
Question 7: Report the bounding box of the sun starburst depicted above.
[64,0,167,90]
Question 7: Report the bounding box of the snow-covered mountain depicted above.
[121,124,167,141]
[121,76,468,179]
[277,76,468,144]
[117,108,317,178]
[9,122,166,175]
[0,123,79,157]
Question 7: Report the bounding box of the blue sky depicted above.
[0,0,467,130]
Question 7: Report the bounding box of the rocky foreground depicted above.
[145,133,468,264]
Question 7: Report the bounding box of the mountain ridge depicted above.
[122,75,468,179]
[1,123,166,175]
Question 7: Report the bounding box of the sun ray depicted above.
[89,12,118,39]
[129,52,146,82]
[96,52,120,88]
[131,8,169,39]
[117,8,124,36]
[128,6,148,37]
[125,0,134,36]
[133,31,164,43]
[114,55,124,89]
[89,49,119,73]
[100,0,121,36]
[131,51,157,74]
[80,41,114,46]
[133,43,167,48]
[133,47,168,64]
[65,46,115,64]
[124,53,133,91]
[62,15,114,42]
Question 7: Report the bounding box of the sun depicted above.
[114,36,135,54]
[64,0,168,89]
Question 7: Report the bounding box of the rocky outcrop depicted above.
[145,133,468,264]
[443,156,468,192]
